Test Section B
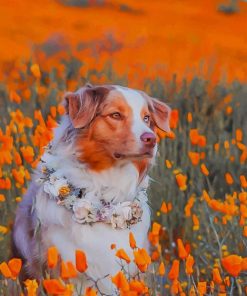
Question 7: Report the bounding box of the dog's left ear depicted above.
[64,85,111,129]
[150,97,171,133]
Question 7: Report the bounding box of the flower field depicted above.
[0,0,247,295]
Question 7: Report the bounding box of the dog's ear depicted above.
[149,97,171,132]
[64,85,110,129]
[140,91,171,132]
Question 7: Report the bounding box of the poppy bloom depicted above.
[221,255,243,277]
[111,271,129,292]
[158,262,165,276]
[133,248,151,272]
[168,259,180,281]
[185,254,194,275]
[30,64,41,78]
[188,152,200,166]
[115,249,131,264]
[212,268,222,284]
[175,173,187,191]
[24,279,39,296]
[152,222,161,236]
[177,239,188,259]
[43,279,67,294]
[160,201,168,214]
[197,282,207,295]
[240,175,247,188]
[129,232,137,249]
[47,246,59,269]
[0,258,22,279]
[75,250,88,273]
[85,287,97,296]
[192,214,200,231]
[225,173,234,185]
[8,258,22,278]
[60,261,77,279]
[170,109,179,129]
[200,163,209,176]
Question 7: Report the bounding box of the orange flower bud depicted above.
[185,254,194,275]
[75,250,88,273]
[115,249,131,264]
[47,246,59,269]
[129,232,137,249]
[158,262,165,276]
[112,271,129,292]
[212,268,222,284]
[168,259,180,281]
[177,239,188,259]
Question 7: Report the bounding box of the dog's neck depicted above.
[39,143,149,204]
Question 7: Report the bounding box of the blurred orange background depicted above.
[0,0,246,81]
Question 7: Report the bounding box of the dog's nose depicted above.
[140,132,156,147]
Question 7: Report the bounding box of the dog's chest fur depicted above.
[34,149,151,292]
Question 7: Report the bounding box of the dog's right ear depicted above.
[64,85,110,129]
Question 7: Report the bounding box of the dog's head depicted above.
[64,84,171,171]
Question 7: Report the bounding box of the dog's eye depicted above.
[143,115,150,123]
[109,112,122,120]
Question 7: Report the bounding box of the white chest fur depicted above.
[35,152,151,294]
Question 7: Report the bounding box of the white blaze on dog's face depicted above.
[65,85,171,171]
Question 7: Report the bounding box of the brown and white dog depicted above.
[12,84,170,294]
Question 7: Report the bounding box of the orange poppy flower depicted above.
[221,255,243,277]
[158,262,165,276]
[188,151,200,166]
[75,250,88,273]
[165,159,173,169]
[111,271,129,292]
[0,262,12,278]
[47,246,59,269]
[30,64,41,78]
[129,280,147,293]
[133,248,151,273]
[20,146,35,164]
[152,222,161,236]
[60,261,77,279]
[187,112,193,123]
[24,279,39,296]
[225,173,234,185]
[177,239,188,259]
[160,201,168,214]
[129,232,137,249]
[8,258,22,278]
[0,194,5,202]
[197,281,207,295]
[236,129,243,142]
[185,254,194,275]
[175,173,187,191]
[14,152,22,166]
[85,287,97,296]
[168,259,180,281]
[192,214,200,231]
[200,163,209,176]
[43,279,67,294]
[115,249,131,264]
[170,109,179,129]
[240,175,247,188]
[212,268,222,284]
[10,90,21,104]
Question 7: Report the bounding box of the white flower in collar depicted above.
[111,202,132,229]
[43,174,69,198]
[73,199,96,224]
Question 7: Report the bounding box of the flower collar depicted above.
[37,163,147,229]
